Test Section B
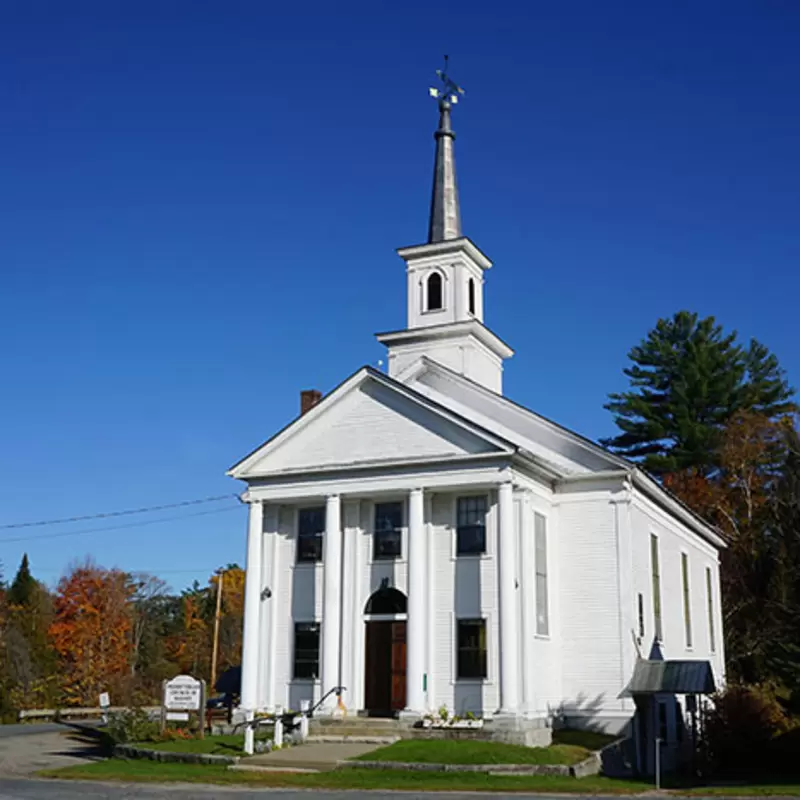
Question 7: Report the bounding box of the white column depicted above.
[498,481,520,714]
[321,494,342,708]
[405,487,426,714]
[340,499,361,712]
[257,505,279,711]
[519,490,535,714]
[240,500,264,712]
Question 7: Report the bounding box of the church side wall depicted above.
[630,492,725,682]
[557,486,630,732]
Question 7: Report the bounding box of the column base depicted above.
[398,709,424,722]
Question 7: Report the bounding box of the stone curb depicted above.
[113,743,240,766]
[340,758,600,777]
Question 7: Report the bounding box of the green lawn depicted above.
[552,728,619,751]
[38,761,652,792]
[353,738,590,765]
[132,734,268,755]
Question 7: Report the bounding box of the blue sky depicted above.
[1,1,798,590]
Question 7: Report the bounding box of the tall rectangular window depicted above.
[535,512,549,636]
[638,593,645,639]
[650,534,663,642]
[706,567,716,653]
[457,618,487,679]
[682,552,692,648]
[374,501,403,560]
[297,507,325,563]
[293,622,320,679]
[456,496,487,555]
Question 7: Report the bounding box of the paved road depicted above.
[0,785,661,800]
[0,727,101,778]
[0,726,67,740]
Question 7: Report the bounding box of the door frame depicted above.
[363,613,408,717]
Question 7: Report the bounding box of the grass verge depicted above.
[353,738,590,765]
[39,761,653,792]
[552,728,619,751]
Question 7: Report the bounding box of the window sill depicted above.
[451,553,492,562]
[291,678,321,684]
[452,678,494,686]
[295,561,321,568]
[533,634,551,641]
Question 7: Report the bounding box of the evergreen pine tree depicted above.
[8,554,37,607]
[603,311,795,476]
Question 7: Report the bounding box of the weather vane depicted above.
[428,55,465,105]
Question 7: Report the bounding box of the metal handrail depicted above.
[305,685,346,717]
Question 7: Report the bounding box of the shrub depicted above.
[158,726,198,742]
[105,707,160,744]
[704,684,791,777]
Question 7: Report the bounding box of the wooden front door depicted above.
[364,620,406,716]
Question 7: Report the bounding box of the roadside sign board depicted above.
[161,675,205,738]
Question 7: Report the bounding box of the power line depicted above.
[0,504,243,545]
[0,494,239,530]
[32,566,222,575]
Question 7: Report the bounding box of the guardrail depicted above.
[18,705,160,722]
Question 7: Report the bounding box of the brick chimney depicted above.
[300,389,322,416]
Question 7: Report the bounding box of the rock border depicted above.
[113,743,240,766]
[340,755,600,778]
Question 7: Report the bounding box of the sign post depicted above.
[98,692,110,725]
[162,675,205,739]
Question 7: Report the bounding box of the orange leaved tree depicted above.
[49,563,134,706]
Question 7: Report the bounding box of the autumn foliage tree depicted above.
[664,412,800,687]
[49,563,134,705]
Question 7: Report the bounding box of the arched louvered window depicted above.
[427,272,443,311]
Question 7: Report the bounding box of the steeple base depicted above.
[376,319,513,395]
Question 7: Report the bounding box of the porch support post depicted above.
[404,487,426,715]
[498,480,521,713]
[240,499,264,713]
[321,494,342,710]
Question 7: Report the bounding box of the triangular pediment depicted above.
[229,368,513,479]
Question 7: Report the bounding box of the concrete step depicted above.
[310,717,405,728]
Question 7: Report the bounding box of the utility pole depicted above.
[210,569,224,692]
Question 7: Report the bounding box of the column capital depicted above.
[409,487,425,497]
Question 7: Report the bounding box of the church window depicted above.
[706,567,716,653]
[468,278,475,315]
[457,618,487,679]
[651,534,663,642]
[427,272,443,311]
[374,501,403,560]
[456,495,487,555]
[535,512,549,636]
[297,507,325,563]
[637,593,645,639]
[682,552,692,649]
[293,622,320,679]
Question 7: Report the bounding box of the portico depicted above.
[239,466,524,719]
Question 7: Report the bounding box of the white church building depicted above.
[229,79,725,750]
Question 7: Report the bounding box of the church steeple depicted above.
[376,62,514,395]
[428,98,462,243]
[427,58,464,243]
